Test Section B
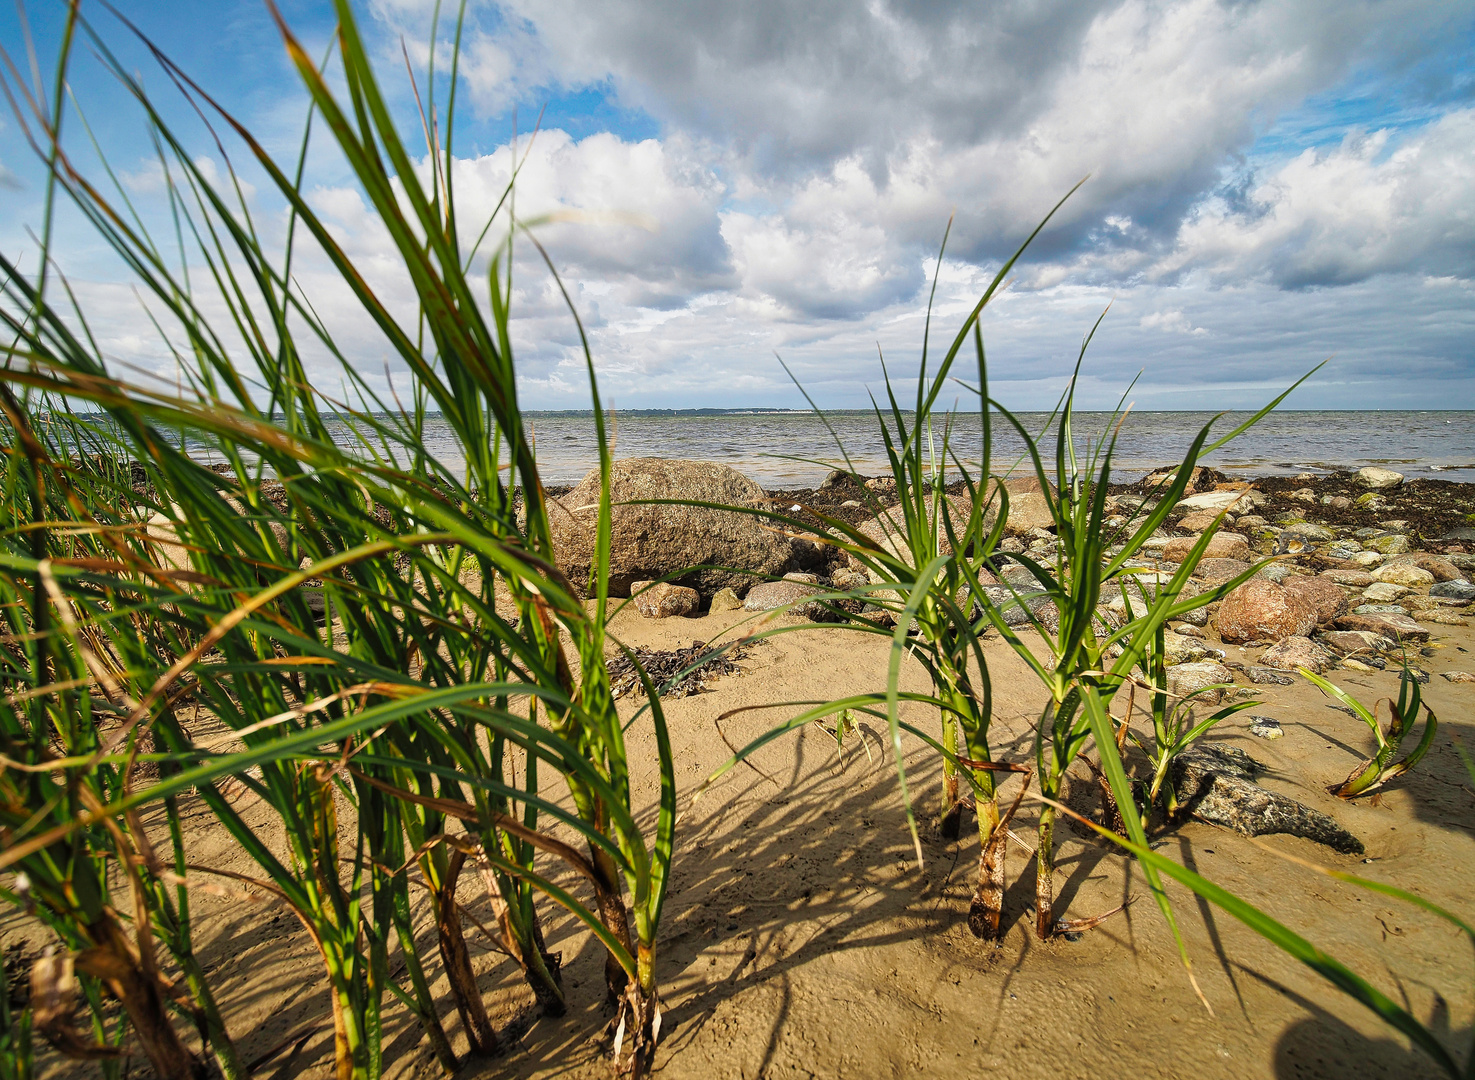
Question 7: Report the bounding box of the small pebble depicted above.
[1248,716,1284,739]
[1342,658,1376,672]
[1442,671,1475,684]
[842,499,862,508]
[1246,666,1295,686]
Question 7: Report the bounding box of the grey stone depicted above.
[743,580,838,622]
[982,585,1045,626]
[1167,661,1235,705]
[1356,466,1403,490]
[1385,554,1463,581]
[1282,522,1334,542]
[1353,604,1408,615]
[1365,533,1411,555]
[1248,717,1284,739]
[1195,557,1254,585]
[1259,635,1336,673]
[1176,603,1211,628]
[1371,563,1434,587]
[1171,744,1363,854]
[1362,582,1410,603]
[818,469,853,491]
[1317,629,1395,656]
[1333,611,1430,642]
[1245,666,1295,686]
[1321,569,1375,587]
[1163,630,1211,664]
[1431,579,1475,601]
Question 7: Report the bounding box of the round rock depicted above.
[1258,635,1336,674]
[631,581,700,619]
[550,458,799,599]
[1371,563,1435,588]
[1280,576,1350,625]
[1215,579,1318,644]
[1164,532,1250,564]
[1166,661,1235,706]
[1356,466,1404,490]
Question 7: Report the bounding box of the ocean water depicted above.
[401,409,1475,488]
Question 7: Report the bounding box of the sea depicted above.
[391,409,1475,489]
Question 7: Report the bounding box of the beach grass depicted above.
[0,1,672,1075]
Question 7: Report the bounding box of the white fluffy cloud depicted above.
[1154,109,1475,287]
[8,0,1473,410]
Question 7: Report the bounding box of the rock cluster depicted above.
[1134,465,1473,699]
[557,461,1475,653]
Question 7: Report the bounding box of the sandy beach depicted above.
[14,472,1471,1080]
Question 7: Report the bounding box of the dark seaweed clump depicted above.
[609,639,762,699]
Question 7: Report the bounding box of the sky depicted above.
[1,0,1473,412]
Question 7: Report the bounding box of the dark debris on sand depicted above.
[609,639,764,700]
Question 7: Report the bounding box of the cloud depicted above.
[1139,310,1206,335]
[1153,109,1475,287]
[7,0,1473,415]
[441,0,1471,257]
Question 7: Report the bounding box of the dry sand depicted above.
[12,603,1475,1079]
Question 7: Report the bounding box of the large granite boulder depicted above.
[549,458,797,598]
[1215,578,1318,644]
[1280,576,1350,625]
